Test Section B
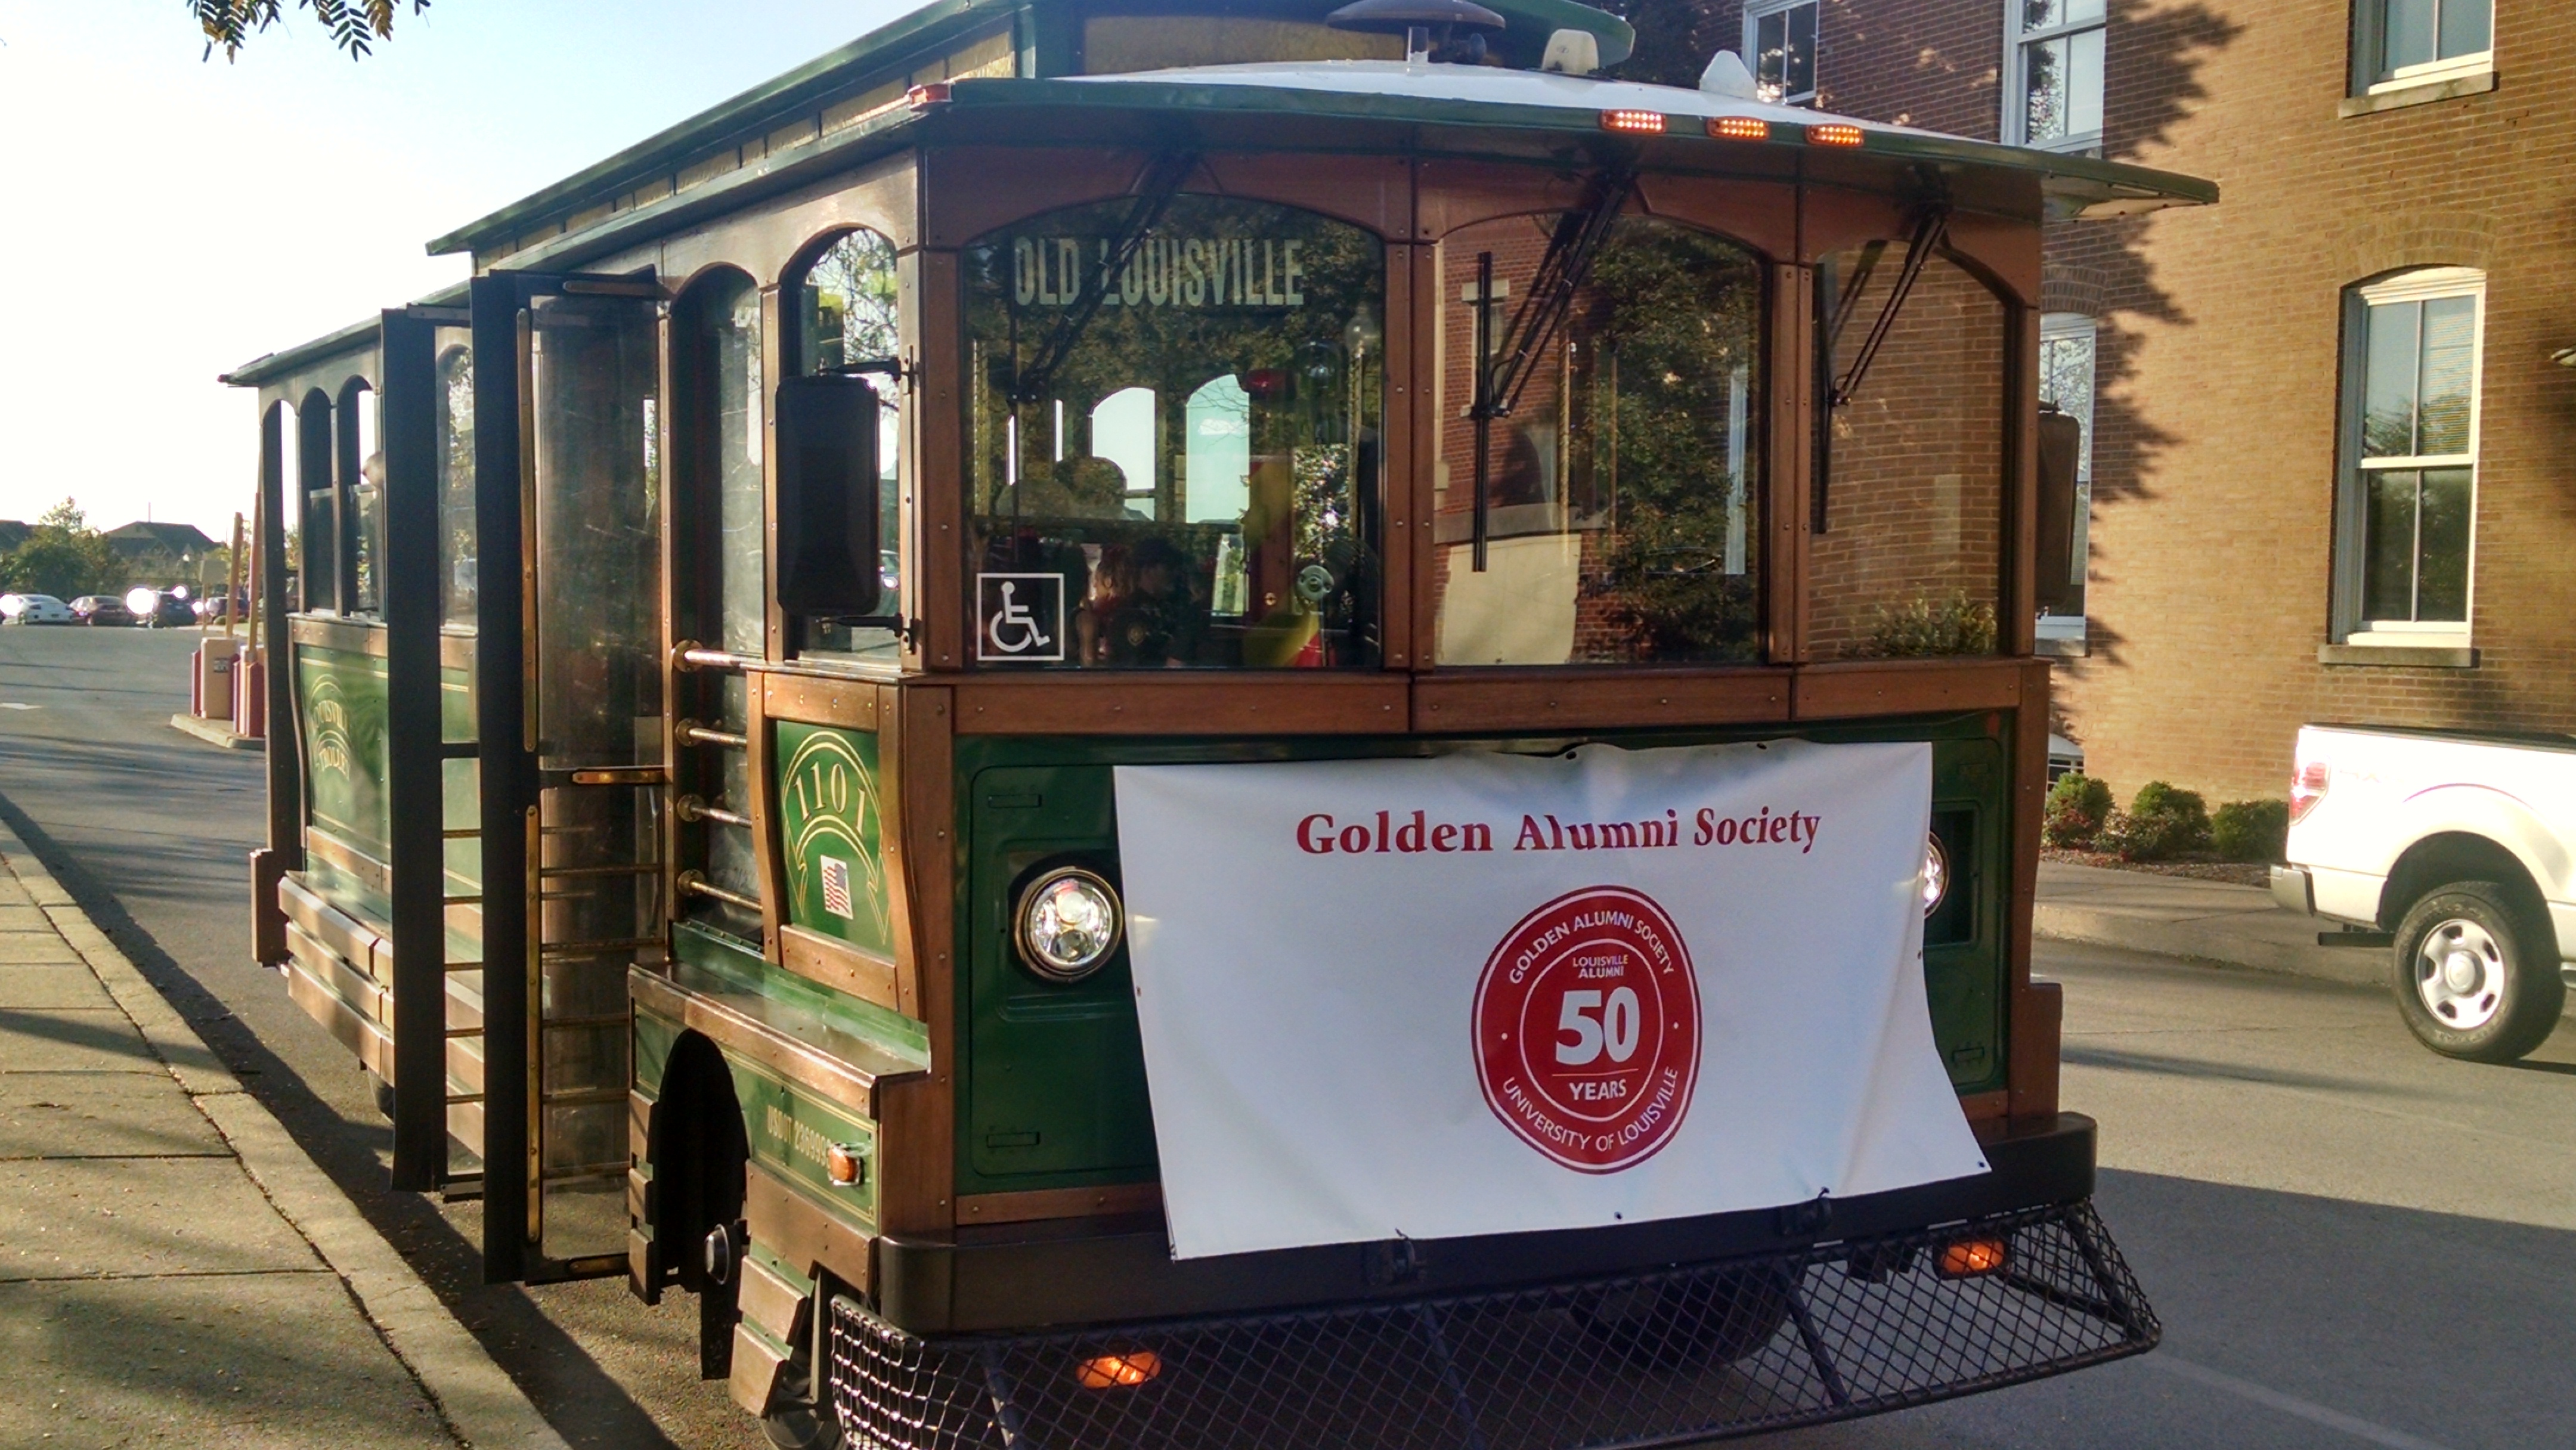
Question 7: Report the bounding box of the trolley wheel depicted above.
[762,1356,843,1450]
[1574,1270,1791,1370]
[2391,881,2565,1062]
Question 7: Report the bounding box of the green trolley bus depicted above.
[227,1,2212,1443]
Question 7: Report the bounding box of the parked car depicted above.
[69,595,133,627]
[129,590,196,628]
[2275,723,2576,1062]
[0,593,73,625]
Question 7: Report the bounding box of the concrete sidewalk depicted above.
[2035,859,2380,987]
[0,823,568,1449]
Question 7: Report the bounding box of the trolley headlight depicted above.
[1014,866,1123,982]
[1921,834,1950,917]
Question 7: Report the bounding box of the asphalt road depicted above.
[1,622,2571,1450]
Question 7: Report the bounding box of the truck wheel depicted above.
[2391,882,2565,1062]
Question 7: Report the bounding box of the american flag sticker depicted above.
[821,857,855,921]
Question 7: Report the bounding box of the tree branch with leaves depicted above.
[191,1,430,60]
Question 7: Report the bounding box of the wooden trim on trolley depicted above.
[2005,656,2058,1123]
[763,672,883,730]
[630,968,898,1120]
[1768,261,1813,664]
[779,924,905,1016]
[874,683,957,1232]
[302,825,394,902]
[1380,238,1420,671]
[952,673,1410,736]
[1413,669,1788,734]
[289,612,388,655]
[279,873,389,979]
[957,1182,1162,1226]
[912,246,966,672]
[1401,239,1438,674]
[745,1161,874,1293]
[1789,658,2023,720]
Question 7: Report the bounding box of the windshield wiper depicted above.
[1008,151,1199,407]
[1469,164,1638,571]
[1812,203,1949,534]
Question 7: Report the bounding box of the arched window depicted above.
[787,228,903,661]
[964,196,1385,669]
[297,390,335,612]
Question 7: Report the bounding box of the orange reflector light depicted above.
[1599,109,1668,134]
[1937,1238,2008,1278]
[1708,116,1770,141]
[1807,123,1865,147]
[1076,1350,1163,1389]
[825,1144,866,1186]
[908,82,953,108]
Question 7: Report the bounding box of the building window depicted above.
[2354,0,2491,92]
[2008,0,2104,151]
[2036,313,2097,646]
[2337,268,2481,643]
[1744,0,1818,106]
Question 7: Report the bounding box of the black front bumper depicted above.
[831,1114,2156,1448]
[830,1197,2155,1449]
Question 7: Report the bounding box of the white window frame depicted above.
[2354,0,2493,95]
[1742,0,1819,107]
[2334,267,2484,648]
[2004,0,2106,154]
[2035,312,2098,647]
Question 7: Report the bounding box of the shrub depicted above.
[2042,773,2115,850]
[2101,781,2210,862]
[1860,591,1998,659]
[2212,799,2290,863]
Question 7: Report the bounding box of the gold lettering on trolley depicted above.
[1011,236,1304,309]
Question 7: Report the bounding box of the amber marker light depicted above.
[1076,1350,1163,1389]
[1599,109,1668,134]
[1708,116,1770,142]
[1807,123,1866,147]
[907,82,953,108]
[825,1144,866,1187]
[1936,1237,2009,1278]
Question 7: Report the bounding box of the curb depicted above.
[168,711,260,751]
[0,824,571,1450]
[2033,903,2382,988]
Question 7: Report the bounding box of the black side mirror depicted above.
[2033,406,2084,615]
[775,374,883,618]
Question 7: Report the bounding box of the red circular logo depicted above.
[1473,886,1701,1173]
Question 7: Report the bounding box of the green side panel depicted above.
[773,722,896,958]
[296,643,391,856]
[634,1002,680,1096]
[963,766,1157,1191]
[953,714,2015,1195]
[735,1056,880,1231]
[671,919,931,1063]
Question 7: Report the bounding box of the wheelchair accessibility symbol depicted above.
[976,572,1066,662]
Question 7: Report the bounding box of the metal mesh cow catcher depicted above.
[826,1203,2157,1449]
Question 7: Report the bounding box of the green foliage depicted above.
[190,1,428,60]
[1592,0,1727,87]
[2,499,120,600]
[2212,800,2290,863]
[2042,772,2115,850]
[1860,591,1998,658]
[2100,780,2212,862]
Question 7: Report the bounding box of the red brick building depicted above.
[1696,0,2571,804]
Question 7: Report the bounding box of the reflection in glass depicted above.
[965,195,1383,669]
[2022,27,2103,144]
[792,229,904,662]
[435,340,477,630]
[1754,2,1817,103]
[1810,244,2006,660]
[2355,284,2476,626]
[683,272,766,658]
[1433,216,1763,666]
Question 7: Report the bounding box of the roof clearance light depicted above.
[1599,109,1668,135]
[1708,116,1770,141]
[907,82,953,109]
[1808,123,1865,147]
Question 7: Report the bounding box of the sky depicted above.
[0,1,928,537]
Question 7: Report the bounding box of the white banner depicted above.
[1113,740,1988,1260]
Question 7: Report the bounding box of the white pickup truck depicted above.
[2275,723,2576,1062]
